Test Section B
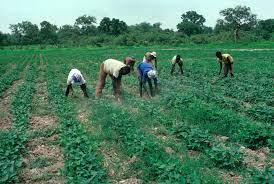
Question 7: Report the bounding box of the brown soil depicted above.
[188,150,200,158]
[240,146,270,169]
[29,115,57,130]
[117,178,142,184]
[0,76,24,130]
[220,171,242,184]
[214,135,229,142]
[98,141,139,181]
[27,135,59,147]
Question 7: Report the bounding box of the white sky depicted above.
[0,0,273,33]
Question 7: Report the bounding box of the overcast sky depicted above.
[1,0,273,33]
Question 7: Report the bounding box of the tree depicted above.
[98,17,128,35]
[0,31,4,45]
[39,21,58,44]
[177,11,206,36]
[257,19,274,33]
[255,19,274,40]
[218,5,257,41]
[9,21,39,45]
[98,17,111,34]
[75,15,97,35]
[57,25,80,43]
[181,11,206,26]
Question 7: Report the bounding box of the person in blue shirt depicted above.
[137,59,158,97]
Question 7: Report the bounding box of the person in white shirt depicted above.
[143,51,157,69]
[95,57,135,99]
[65,68,89,97]
[170,55,183,75]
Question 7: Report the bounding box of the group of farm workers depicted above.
[65,51,234,99]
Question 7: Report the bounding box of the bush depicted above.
[249,168,274,183]
[172,123,214,151]
[190,34,210,44]
[207,144,243,169]
[238,124,273,149]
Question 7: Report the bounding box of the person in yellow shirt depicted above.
[95,57,135,99]
[216,51,234,77]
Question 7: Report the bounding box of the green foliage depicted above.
[0,64,24,96]
[219,5,257,31]
[207,144,243,169]
[46,65,107,183]
[177,11,206,36]
[90,101,211,183]
[98,17,128,35]
[0,64,36,183]
[238,124,273,149]
[172,124,214,151]
[249,167,274,183]
[75,15,97,36]
[39,21,58,44]
[190,34,210,44]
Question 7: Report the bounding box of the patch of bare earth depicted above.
[220,171,243,184]
[0,66,26,130]
[116,178,142,184]
[98,141,141,183]
[29,115,57,131]
[240,146,271,169]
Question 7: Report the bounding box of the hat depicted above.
[147,70,157,79]
[151,51,157,58]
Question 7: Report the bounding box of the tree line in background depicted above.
[0,5,273,48]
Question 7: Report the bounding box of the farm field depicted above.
[0,44,273,183]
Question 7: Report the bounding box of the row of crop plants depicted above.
[120,69,273,183]
[45,62,107,183]
[0,62,27,97]
[0,64,37,183]
[89,99,222,183]
[46,53,223,183]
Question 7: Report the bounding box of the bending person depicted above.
[66,68,89,97]
[95,57,135,99]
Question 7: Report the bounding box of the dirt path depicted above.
[19,55,64,184]
[0,64,28,130]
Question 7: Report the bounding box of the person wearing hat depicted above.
[171,55,183,75]
[66,68,89,97]
[95,57,135,99]
[137,58,158,97]
[216,51,234,77]
[143,51,157,69]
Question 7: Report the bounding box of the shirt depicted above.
[218,54,234,64]
[67,69,86,85]
[103,59,126,78]
[171,55,183,64]
[138,62,154,83]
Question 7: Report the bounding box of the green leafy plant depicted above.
[207,144,243,169]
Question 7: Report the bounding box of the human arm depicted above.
[219,62,223,75]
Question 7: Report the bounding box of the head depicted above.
[119,66,131,75]
[147,54,156,62]
[72,74,82,83]
[151,51,157,58]
[216,51,222,60]
[147,70,157,79]
[124,57,136,71]
[175,55,181,62]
